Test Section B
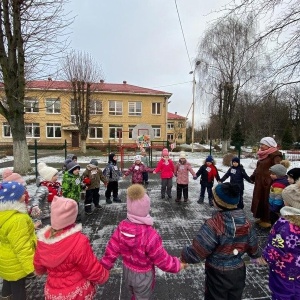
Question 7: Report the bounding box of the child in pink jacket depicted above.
[174,151,196,203]
[100,184,186,300]
[34,196,109,299]
[123,155,154,185]
[153,148,175,199]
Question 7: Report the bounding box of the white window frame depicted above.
[152,125,161,138]
[128,125,135,139]
[25,123,40,138]
[2,122,12,138]
[109,125,123,139]
[167,122,174,129]
[178,122,184,128]
[167,134,174,141]
[152,102,161,115]
[46,123,61,138]
[177,133,183,140]
[46,98,61,114]
[128,101,142,116]
[109,100,122,116]
[90,100,103,115]
[89,125,103,139]
[24,98,39,113]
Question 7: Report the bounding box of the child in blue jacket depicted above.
[219,157,253,209]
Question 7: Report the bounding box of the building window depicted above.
[152,125,161,138]
[46,123,61,138]
[3,122,12,137]
[128,102,142,116]
[128,125,135,139]
[109,101,122,115]
[178,122,184,128]
[152,102,161,115]
[89,125,103,139]
[177,133,183,140]
[167,123,174,129]
[46,98,61,114]
[24,98,39,113]
[25,123,40,137]
[90,100,103,115]
[167,134,174,141]
[109,125,123,139]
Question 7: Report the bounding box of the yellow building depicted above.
[0,80,173,148]
[167,112,187,144]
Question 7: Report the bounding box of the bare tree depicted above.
[0,0,71,173]
[62,51,104,153]
[196,15,262,152]
[228,0,300,89]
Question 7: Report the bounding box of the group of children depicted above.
[1,150,300,299]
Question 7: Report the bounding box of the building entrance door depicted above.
[72,132,79,147]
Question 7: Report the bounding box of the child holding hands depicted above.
[34,196,109,300]
[100,184,186,300]
[153,148,174,199]
[174,151,196,203]
[181,183,260,300]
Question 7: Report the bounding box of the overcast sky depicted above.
[65,0,231,126]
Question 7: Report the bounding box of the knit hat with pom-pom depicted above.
[127,184,153,226]
[2,168,25,186]
[38,162,58,181]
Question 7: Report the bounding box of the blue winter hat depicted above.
[232,157,240,164]
[206,155,214,163]
[213,183,240,209]
[0,181,25,202]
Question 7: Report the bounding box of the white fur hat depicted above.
[38,162,58,181]
[260,137,277,148]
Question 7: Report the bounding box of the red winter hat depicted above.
[51,196,78,230]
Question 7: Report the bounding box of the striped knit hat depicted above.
[213,183,240,209]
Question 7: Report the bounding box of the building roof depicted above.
[4,80,172,97]
[167,112,186,120]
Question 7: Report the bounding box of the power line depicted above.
[174,0,192,70]
[152,81,191,88]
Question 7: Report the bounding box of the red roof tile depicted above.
[12,80,173,97]
[168,112,186,120]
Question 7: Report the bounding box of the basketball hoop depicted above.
[132,124,154,148]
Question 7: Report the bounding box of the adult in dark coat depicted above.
[250,137,283,228]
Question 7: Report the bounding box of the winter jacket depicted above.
[250,150,283,221]
[62,172,82,202]
[30,181,62,220]
[103,162,122,182]
[30,185,50,219]
[154,159,174,179]
[82,165,107,190]
[220,165,252,191]
[174,160,196,185]
[269,176,289,213]
[34,224,109,300]
[195,163,220,184]
[263,208,300,281]
[100,219,180,274]
[124,163,154,184]
[181,209,260,271]
[0,201,36,281]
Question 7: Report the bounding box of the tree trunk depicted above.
[221,139,229,153]
[81,139,87,153]
[13,139,31,173]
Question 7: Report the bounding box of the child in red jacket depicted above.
[34,196,109,300]
[153,148,175,199]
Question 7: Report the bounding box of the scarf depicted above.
[257,147,278,161]
[127,214,154,226]
[207,163,217,182]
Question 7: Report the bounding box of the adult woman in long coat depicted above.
[250,137,283,228]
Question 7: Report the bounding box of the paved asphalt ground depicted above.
[0,159,271,300]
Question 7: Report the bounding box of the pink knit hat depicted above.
[2,168,25,185]
[127,184,153,226]
[51,196,78,230]
[162,148,169,157]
